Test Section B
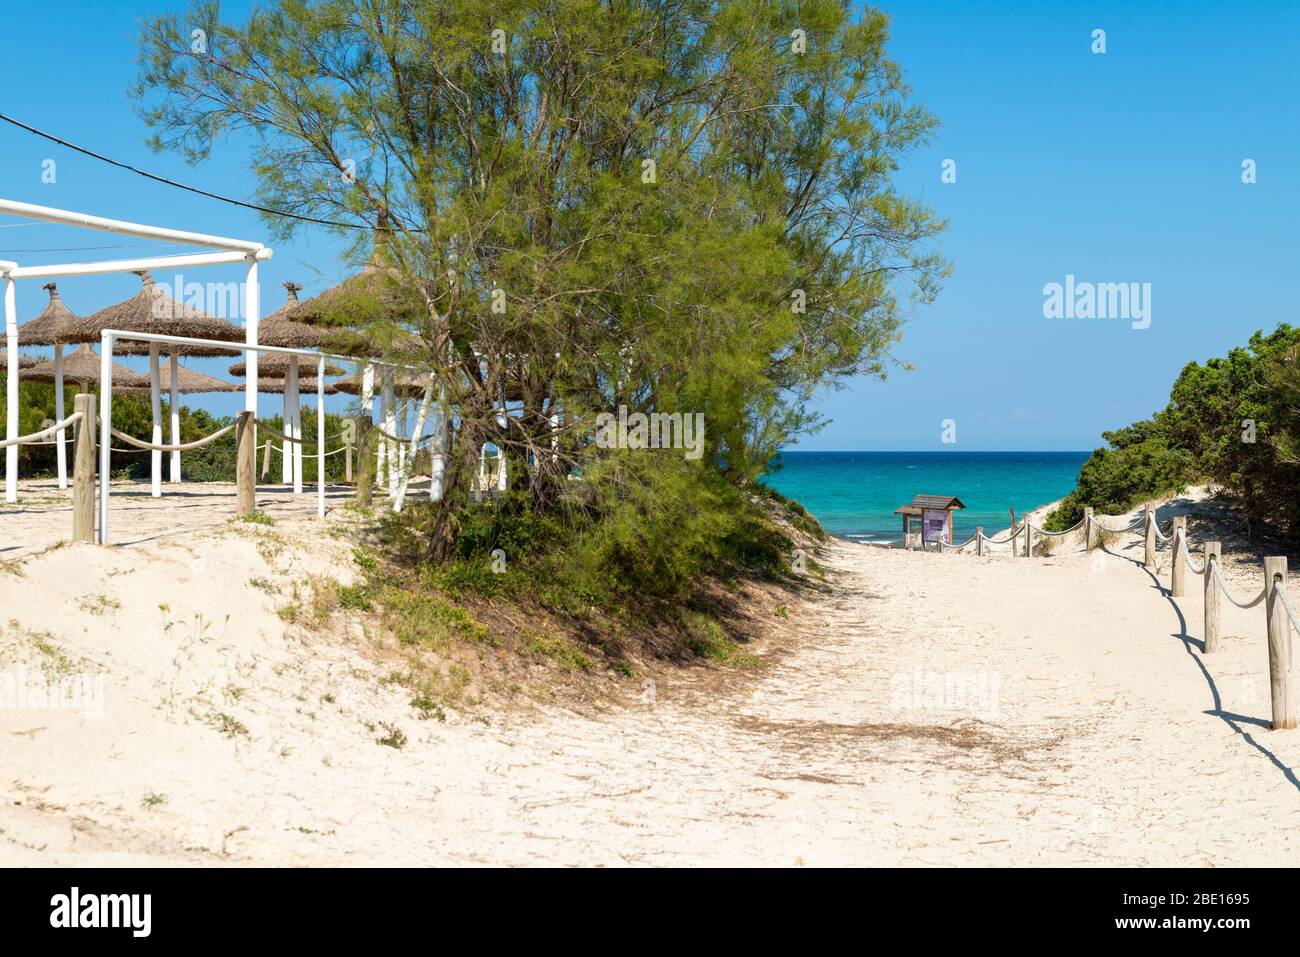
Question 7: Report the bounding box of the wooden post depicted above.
[1009,509,1017,560]
[976,527,984,557]
[1024,519,1032,558]
[235,410,255,517]
[260,433,272,480]
[1084,507,1094,553]
[345,441,353,483]
[354,419,374,508]
[1170,516,1187,597]
[71,394,95,543]
[1203,542,1221,653]
[1265,557,1294,730]
[1144,505,1156,568]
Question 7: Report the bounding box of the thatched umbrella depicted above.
[119,364,238,395]
[0,352,37,371]
[331,367,428,398]
[74,271,246,494]
[228,355,344,378]
[24,343,147,390]
[294,259,430,498]
[256,377,338,395]
[242,282,349,488]
[18,283,95,489]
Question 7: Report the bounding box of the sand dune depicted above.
[2,482,1298,865]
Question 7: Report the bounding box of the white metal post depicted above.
[280,388,292,484]
[430,385,447,503]
[383,370,398,497]
[168,354,181,483]
[54,343,67,489]
[4,275,17,502]
[289,355,302,495]
[316,356,325,518]
[149,343,162,498]
[244,258,259,494]
[394,379,433,513]
[98,333,112,544]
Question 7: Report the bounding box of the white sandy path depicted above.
[2,488,1300,865]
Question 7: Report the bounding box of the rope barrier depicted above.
[1029,517,1086,537]
[1275,581,1297,669]
[1179,536,1206,574]
[1152,519,1172,543]
[1210,560,1266,609]
[980,522,1027,545]
[940,533,978,551]
[109,423,235,452]
[1092,516,1146,533]
[0,411,84,448]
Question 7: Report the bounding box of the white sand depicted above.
[2,481,1299,865]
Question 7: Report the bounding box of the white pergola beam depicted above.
[0,199,265,253]
[5,248,271,280]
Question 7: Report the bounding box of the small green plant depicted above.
[376,722,407,748]
[235,511,275,526]
[337,583,372,610]
[77,593,121,616]
[518,631,592,671]
[410,695,447,721]
[141,792,167,809]
[201,710,250,738]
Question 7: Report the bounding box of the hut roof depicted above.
[119,364,238,394]
[228,354,345,379]
[293,260,423,325]
[257,283,333,349]
[894,494,966,516]
[18,283,88,346]
[72,271,244,357]
[23,343,147,387]
[332,367,429,398]
[256,377,338,395]
[1,351,37,370]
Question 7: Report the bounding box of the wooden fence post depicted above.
[72,394,95,543]
[1144,505,1156,568]
[976,527,984,557]
[354,419,374,507]
[1024,519,1032,558]
[1170,516,1186,597]
[235,411,255,517]
[345,440,353,483]
[1265,557,1294,730]
[1203,541,1221,653]
[1084,506,1094,553]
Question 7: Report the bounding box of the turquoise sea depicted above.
[761,451,1090,544]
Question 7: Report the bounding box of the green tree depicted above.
[136,0,946,563]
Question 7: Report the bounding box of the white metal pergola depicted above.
[0,198,270,504]
[0,197,451,542]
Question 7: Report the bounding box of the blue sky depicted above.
[0,0,1296,448]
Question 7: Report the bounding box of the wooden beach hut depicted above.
[895,494,966,549]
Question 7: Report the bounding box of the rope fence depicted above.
[931,502,1299,731]
[0,411,83,449]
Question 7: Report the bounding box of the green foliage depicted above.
[1044,428,1190,530]
[1046,323,1300,541]
[135,0,947,558]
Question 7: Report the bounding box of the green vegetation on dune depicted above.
[129,0,940,672]
[1046,323,1300,542]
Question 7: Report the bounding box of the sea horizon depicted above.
[762,450,1089,544]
